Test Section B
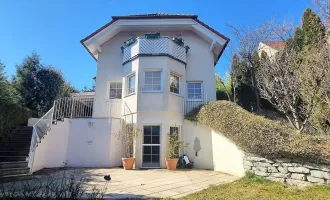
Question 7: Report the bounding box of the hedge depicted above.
[186,101,330,164]
[0,100,34,137]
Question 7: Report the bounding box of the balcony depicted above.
[122,37,187,65]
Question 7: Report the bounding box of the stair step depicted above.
[0,161,28,169]
[0,174,32,183]
[0,151,29,156]
[0,142,31,149]
[0,167,30,176]
[0,156,27,162]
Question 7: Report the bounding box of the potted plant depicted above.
[165,130,183,170]
[115,122,139,170]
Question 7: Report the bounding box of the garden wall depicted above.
[244,154,330,186]
[182,120,245,177]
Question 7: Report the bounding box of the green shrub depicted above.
[0,100,35,137]
[186,101,330,164]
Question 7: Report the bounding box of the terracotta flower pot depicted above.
[165,158,179,170]
[122,158,135,170]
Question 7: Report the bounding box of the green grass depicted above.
[180,172,330,200]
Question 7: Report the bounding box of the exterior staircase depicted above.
[0,126,33,182]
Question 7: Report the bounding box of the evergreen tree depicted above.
[36,67,65,115]
[230,54,256,111]
[14,52,41,111]
[14,52,66,116]
[0,61,14,102]
[301,8,326,49]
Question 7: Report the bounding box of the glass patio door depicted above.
[142,126,160,168]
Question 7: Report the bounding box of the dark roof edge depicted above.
[112,15,198,20]
[215,38,230,66]
[80,19,117,43]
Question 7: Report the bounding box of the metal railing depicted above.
[28,107,54,174]
[184,95,208,115]
[123,37,187,64]
[53,97,94,120]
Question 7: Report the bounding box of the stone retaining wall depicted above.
[244,154,330,186]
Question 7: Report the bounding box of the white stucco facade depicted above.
[30,118,123,173]
[29,14,246,177]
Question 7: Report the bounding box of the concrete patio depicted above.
[35,168,238,199]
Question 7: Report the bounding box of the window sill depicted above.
[125,92,136,98]
[105,99,122,102]
[142,90,163,93]
[186,99,204,102]
[170,92,184,98]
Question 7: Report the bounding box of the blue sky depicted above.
[0,0,313,90]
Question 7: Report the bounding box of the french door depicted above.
[142,126,160,168]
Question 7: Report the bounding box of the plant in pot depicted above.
[165,130,183,170]
[115,122,139,170]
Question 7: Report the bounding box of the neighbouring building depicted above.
[258,41,285,58]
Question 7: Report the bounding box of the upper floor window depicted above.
[170,73,180,94]
[144,71,161,91]
[109,82,122,99]
[187,82,202,100]
[127,73,136,95]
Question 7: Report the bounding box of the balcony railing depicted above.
[52,97,122,120]
[123,37,187,64]
[184,95,208,115]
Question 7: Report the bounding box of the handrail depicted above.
[28,107,54,174]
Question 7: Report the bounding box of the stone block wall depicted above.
[244,154,330,186]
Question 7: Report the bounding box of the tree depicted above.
[81,82,95,93]
[0,61,13,102]
[301,43,330,134]
[257,45,322,133]
[301,8,326,50]
[313,0,330,24]
[59,83,78,97]
[215,74,231,101]
[14,52,41,111]
[14,52,66,116]
[230,54,256,111]
[35,67,65,115]
[228,20,292,111]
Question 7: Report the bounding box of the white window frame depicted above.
[108,81,122,100]
[143,69,163,92]
[170,72,181,95]
[186,81,203,101]
[126,72,136,96]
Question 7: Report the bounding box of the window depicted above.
[170,73,180,94]
[109,82,122,99]
[187,82,202,100]
[127,74,136,95]
[144,71,161,91]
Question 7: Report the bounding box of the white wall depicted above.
[182,120,214,169]
[66,118,123,167]
[31,119,70,172]
[211,130,245,177]
[182,120,245,177]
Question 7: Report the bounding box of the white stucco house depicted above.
[26,13,245,176]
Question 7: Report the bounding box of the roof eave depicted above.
[111,15,198,20]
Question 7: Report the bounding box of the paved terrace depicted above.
[27,168,238,199]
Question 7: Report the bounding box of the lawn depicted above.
[180,173,330,200]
